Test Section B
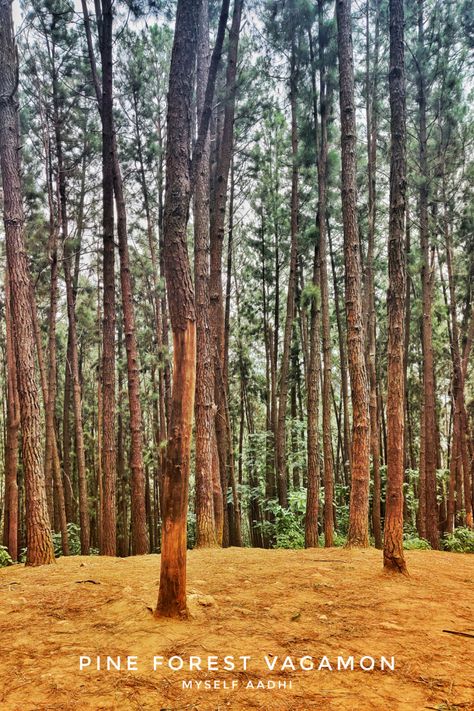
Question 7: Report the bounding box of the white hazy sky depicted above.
[12,1,20,26]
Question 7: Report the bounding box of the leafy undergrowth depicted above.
[0,548,473,710]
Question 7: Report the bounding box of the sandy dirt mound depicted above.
[0,547,473,710]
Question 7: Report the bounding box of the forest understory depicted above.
[1,547,473,711]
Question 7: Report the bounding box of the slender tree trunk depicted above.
[417,0,439,549]
[117,324,129,557]
[43,173,69,554]
[64,254,91,554]
[365,0,382,549]
[49,66,89,556]
[443,185,473,529]
[98,0,117,556]
[276,37,299,509]
[83,0,148,556]
[209,0,244,537]
[194,0,219,548]
[0,1,55,566]
[116,223,148,555]
[3,272,20,561]
[383,0,408,574]
[305,232,321,548]
[336,0,371,546]
[328,225,352,485]
[315,3,334,546]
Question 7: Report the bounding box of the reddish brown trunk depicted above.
[336,0,371,546]
[0,1,55,566]
[156,0,198,618]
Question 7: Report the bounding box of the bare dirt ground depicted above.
[0,547,473,711]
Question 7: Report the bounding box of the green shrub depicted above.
[403,535,431,550]
[187,510,196,550]
[0,545,13,568]
[51,523,99,557]
[52,522,81,556]
[262,489,307,549]
[442,527,474,553]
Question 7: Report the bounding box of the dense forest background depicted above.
[1,0,474,584]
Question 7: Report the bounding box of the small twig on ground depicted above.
[75,579,101,584]
[442,629,474,639]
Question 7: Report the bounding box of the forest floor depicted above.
[0,547,473,711]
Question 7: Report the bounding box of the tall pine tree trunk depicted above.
[383,0,408,574]
[194,0,219,548]
[336,0,371,546]
[417,0,439,549]
[276,36,299,509]
[156,0,199,617]
[365,0,382,549]
[209,0,244,541]
[316,1,335,546]
[0,0,55,566]
[3,272,20,561]
[99,0,117,556]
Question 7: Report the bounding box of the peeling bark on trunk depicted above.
[156,0,199,618]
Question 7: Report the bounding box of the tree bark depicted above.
[156,0,199,618]
[315,2,334,546]
[417,0,439,549]
[98,0,117,556]
[209,0,244,538]
[383,0,408,574]
[365,0,382,550]
[276,36,299,509]
[0,0,55,566]
[305,228,321,548]
[3,272,20,561]
[336,0,371,546]
[194,0,219,548]
[83,0,148,556]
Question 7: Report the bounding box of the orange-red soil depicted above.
[0,547,473,710]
